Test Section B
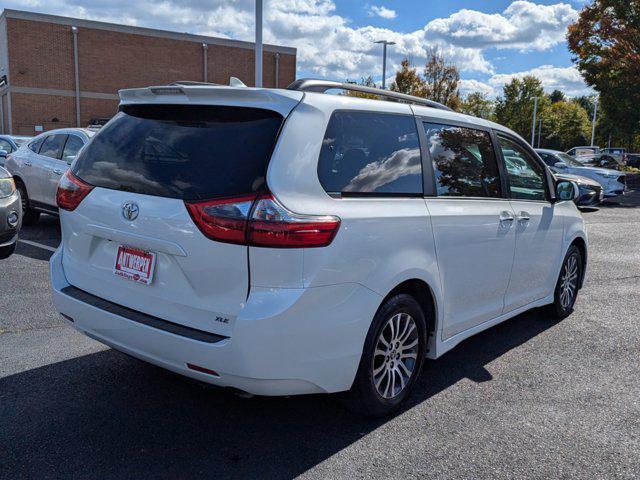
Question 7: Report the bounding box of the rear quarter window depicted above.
[317,111,422,196]
[73,105,284,201]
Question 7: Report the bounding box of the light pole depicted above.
[591,98,599,147]
[531,96,538,146]
[374,40,395,89]
[255,0,263,87]
[537,118,543,148]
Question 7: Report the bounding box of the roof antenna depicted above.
[229,77,247,87]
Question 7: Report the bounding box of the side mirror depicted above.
[0,149,7,159]
[556,180,579,202]
[554,161,568,169]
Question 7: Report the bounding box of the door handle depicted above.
[24,161,32,166]
[499,211,515,224]
[517,211,531,223]
[52,168,63,175]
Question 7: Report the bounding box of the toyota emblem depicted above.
[122,201,139,221]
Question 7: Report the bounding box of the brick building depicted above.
[0,9,297,135]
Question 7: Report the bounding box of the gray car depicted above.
[0,135,32,167]
[0,166,22,259]
[5,128,94,225]
[536,148,627,198]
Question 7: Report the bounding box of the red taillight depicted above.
[56,170,94,211]
[248,193,341,248]
[185,192,340,248]
[185,194,256,245]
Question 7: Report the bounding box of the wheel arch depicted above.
[569,236,588,289]
[379,279,438,338]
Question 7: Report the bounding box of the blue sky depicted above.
[2,0,592,97]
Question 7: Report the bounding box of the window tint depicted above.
[422,123,501,198]
[317,111,422,195]
[0,139,12,153]
[497,136,548,201]
[62,135,85,163]
[73,105,283,200]
[538,153,557,167]
[28,137,45,153]
[39,134,67,159]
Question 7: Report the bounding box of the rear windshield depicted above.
[73,104,283,200]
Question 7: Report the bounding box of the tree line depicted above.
[346,0,639,152]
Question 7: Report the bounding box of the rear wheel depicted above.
[548,245,582,319]
[343,293,427,417]
[15,181,40,226]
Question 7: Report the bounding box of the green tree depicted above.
[422,49,462,110]
[494,75,548,140]
[568,0,640,149]
[549,89,566,104]
[540,101,591,150]
[460,92,494,119]
[389,58,426,96]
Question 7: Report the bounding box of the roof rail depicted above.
[170,80,222,87]
[287,78,454,111]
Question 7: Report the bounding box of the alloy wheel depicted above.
[560,254,579,309]
[372,312,419,399]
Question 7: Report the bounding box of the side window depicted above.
[422,122,502,198]
[28,137,46,153]
[317,111,422,195]
[0,139,12,153]
[497,136,548,201]
[539,153,557,167]
[62,135,85,163]
[39,134,68,160]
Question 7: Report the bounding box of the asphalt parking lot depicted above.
[1,194,639,480]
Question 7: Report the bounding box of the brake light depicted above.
[185,194,256,245]
[185,193,340,248]
[248,193,340,248]
[56,170,94,211]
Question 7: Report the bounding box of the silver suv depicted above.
[6,128,94,224]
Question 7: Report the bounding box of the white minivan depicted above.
[50,80,587,416]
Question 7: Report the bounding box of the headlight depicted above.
[0,177,16,198]
[602,173,619,179]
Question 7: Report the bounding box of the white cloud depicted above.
[488,65,594,97]
[460,65,593,98]
[459,79,496,97]
[1,0,584,88]
[424,1,578,51]
[368,5,397,19]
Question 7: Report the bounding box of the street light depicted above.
[374,40,396,89]
[531,96,538,146]
[591,98,599,147]
[255,0,263,87]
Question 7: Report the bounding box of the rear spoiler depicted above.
[118,84,304,117]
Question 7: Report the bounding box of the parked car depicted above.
[537,149,627,198]
[50,80,587,416]
[553,172,603,207]
[0,134,32,167]
[0,166,21,259]
[601,147,627,164]
[566,145,622,169]
[5,128,94,225]
[626,153,640,168]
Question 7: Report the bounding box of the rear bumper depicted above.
[50,247,380,396]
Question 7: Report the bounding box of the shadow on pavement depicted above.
[1,308,560,480]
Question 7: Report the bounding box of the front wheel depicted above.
[343,293,427,417]
[548,245,583,319]
[16,182,40,226]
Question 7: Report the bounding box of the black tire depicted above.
[342,293,427,417]
[0,242,16,259]
[548,245,583,319]
[15,181,40,226]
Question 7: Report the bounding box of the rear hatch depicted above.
[60,87,302,336]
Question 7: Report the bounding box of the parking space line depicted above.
[18,239,58,253]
